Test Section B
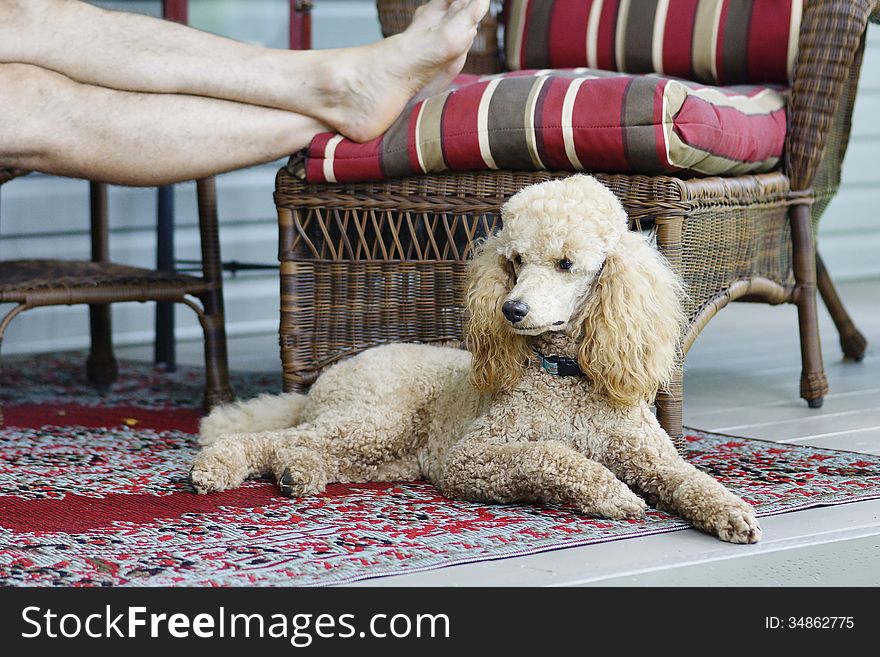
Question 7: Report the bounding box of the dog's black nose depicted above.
[502,300,530,324]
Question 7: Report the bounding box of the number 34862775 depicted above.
[765,617,854,629]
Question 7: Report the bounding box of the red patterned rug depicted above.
[2,352,879,587]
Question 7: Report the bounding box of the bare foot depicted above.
[408,0,459,29]
[317,0,490,142]
[407,0,470,101]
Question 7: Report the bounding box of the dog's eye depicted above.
[557,258,574,271]
[513,254,522,266]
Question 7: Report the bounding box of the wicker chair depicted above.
[0,172,235,421]
[274,0,874,452]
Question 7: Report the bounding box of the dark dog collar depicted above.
[535,351,586,377]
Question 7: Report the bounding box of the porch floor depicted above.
[119,277,880,586]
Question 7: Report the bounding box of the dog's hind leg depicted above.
[193,402,419,497]
[198,392,307,446]
[272,409,420,497]
[192,423,334,496]
[439,436,646,519]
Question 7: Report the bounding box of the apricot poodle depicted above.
[191,175,761,544]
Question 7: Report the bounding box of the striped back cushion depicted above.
[300,70,787,184]
[504,0,804,85]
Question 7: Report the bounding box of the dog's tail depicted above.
[199,391,308,446]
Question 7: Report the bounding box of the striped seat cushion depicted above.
[504,0,804,85]
[300,70,787,184]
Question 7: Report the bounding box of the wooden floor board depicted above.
[692,395,880,435]
[786,429,880,454]
[736,411,880,442]
[686,388,880,429]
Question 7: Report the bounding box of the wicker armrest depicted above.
[785,0,874,191]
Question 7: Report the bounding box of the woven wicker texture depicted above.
[0,178,235,416]
[786,0,873,192]
[0,260,209,301]
[276,0,874,450]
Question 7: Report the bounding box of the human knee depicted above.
[0,0,46,45]
[0,64,77,162]
[0,65,54,161]
[0,0,30,22]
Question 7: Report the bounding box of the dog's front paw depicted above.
[672,478,762,543]
[189,445,249,494]
[713,504,762,544]
[581,482,647,520]
[597,489,648,520]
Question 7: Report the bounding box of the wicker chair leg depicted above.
[817,253,867,362]
[196,177,234,411]
[791,204,829,408]
[84,182,118,389]
[0,305,27,427]
[198,305,235,410]
[85,304,118,390]
[656,369,685,456]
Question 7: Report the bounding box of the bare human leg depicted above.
[0,0,490,143]
[0,63,326,185]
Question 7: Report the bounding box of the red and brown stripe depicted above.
[486,76,540,171]
[303,68,788,184]
[505,0,802,85]
[622,0,660,73]
[747,0,797,83]
[380,103,418,179]
[662,0,700,79]
[522,0,556,69]
[621,76,670,173]
[437,82,486,172]
[533,75,573,171]
[595,0,622,71]
[719,0,754,84]
[568,75,633,171]
[547,0,593,68]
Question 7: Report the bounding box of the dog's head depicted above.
[465,175,684,406]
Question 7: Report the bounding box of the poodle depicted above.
[191,175,761,544]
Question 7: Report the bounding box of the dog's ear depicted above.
[465,234,531,391]
[576,230,685,406]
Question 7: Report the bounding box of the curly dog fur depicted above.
[191,175,761,544]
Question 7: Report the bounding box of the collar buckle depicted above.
[535,351,585,378]
[538,353,560,375]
